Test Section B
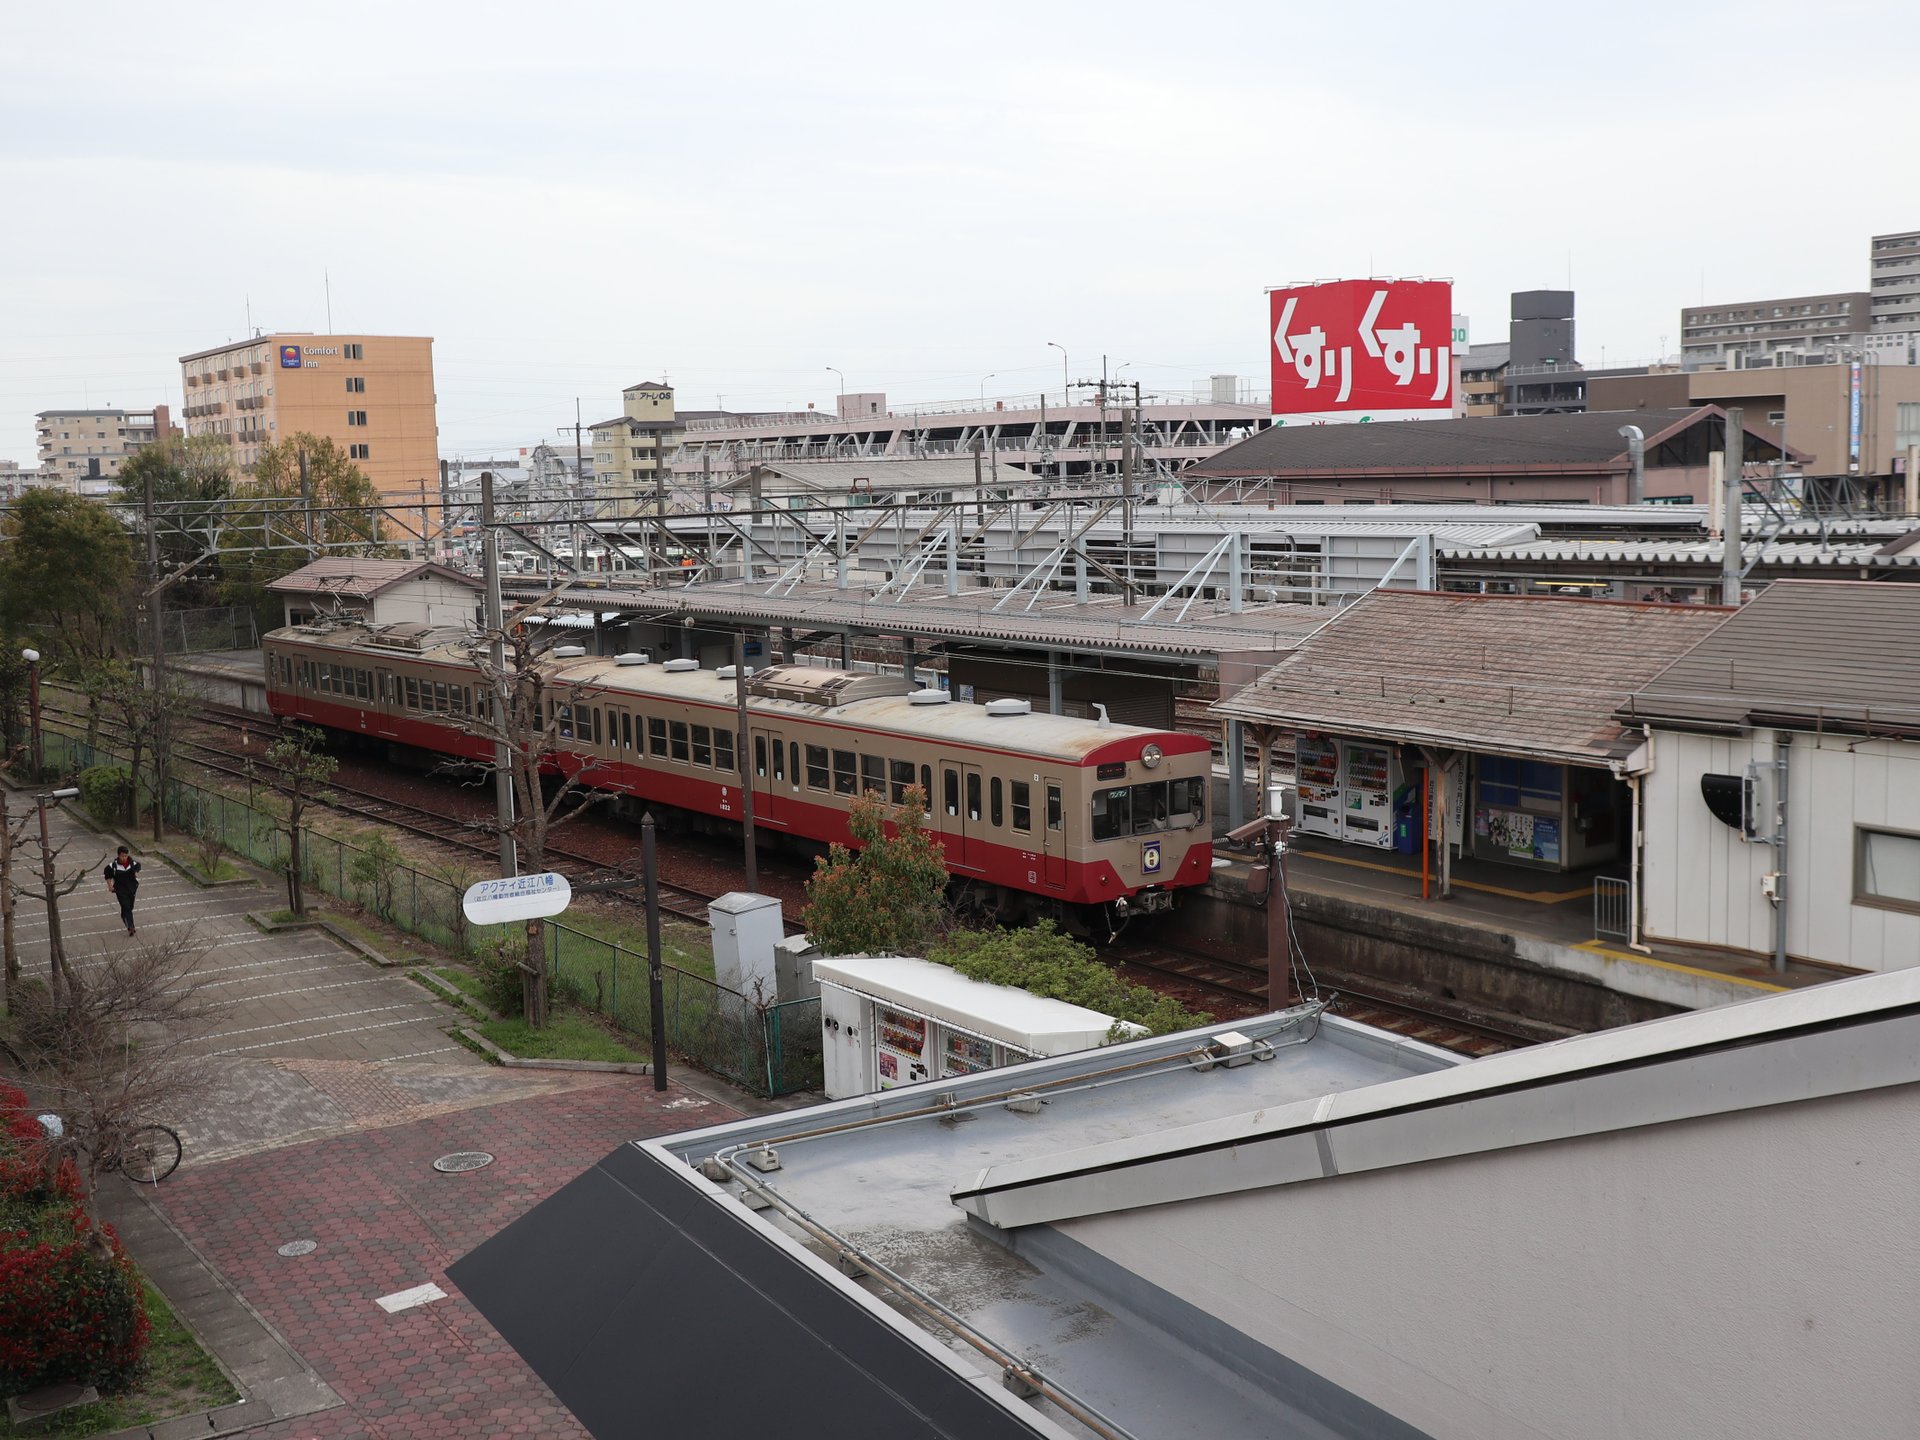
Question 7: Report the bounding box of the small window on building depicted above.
[1857,827,1920,912]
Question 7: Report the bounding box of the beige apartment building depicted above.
[35,404,172,480]
[177,333,437,500]
[589,382,679,512]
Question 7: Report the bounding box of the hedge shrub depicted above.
[929,922,1212,1037]
[77,764,133,828]
[0,1084,151,1396]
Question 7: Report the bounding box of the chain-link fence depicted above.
[42,728,822,1095]
[136,605,259,657]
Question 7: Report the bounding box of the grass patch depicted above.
[544,908,717,980]
[187,858,245,884]
[0,1277,240,1438]
[478,1009,644,1063]
[433,965,488,1004]
[315,909,411,956]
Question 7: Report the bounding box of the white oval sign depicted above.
[461,872,573,927]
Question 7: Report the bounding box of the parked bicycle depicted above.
[35,1112,183,1185]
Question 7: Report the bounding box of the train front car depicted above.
[1071,726,1214,929]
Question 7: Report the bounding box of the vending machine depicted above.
[1339,741,1399,849]
[1294,733,1343,839]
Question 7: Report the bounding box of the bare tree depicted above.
[9,928,226,1214]
[26,795,93,1002]
[89,658,203,836]
[454,613,613,1027]
[0,790,22,1010]
[249,724,337,917]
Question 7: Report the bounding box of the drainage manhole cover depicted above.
[432,1151,495,1174]
[277,1240,317,1257]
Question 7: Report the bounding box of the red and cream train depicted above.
[262,621,1214,930]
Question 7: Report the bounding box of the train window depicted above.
[805,745,829,791]
[890,759,914,804]
[1011,781,1031,833]
[649,717,667,757]
[792,743,801,788]
[1169,776,1206,826]
[755,737,768,778]
[861,754,885,797]
[670,721,689,762]
[591,707,603,746]
[1092,782,1189,838]
[774,740,786,782]
[556,702,573,738]
[692,725,712,767]
[715,728,734,772]
[435,682,449,713]
[943,769,959,817]
[621,711,633,751]
[1047,784,1062,832]
[405,677,420,709]
[832,750,857,796]
[1091,788,1128,840]
[357,671,371,700]
[990,777,1003,827]
[965,772,981,822]
[318,663,331,692]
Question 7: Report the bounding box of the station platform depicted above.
[168,647,269,714]
[1187,834,1836,1028]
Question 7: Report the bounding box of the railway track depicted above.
[1109,938,1556,1057]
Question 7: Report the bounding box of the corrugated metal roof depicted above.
[1212,589,1732,763]
[1623,580,1920,733]
[512,580,1329,659]
[267,558,481,599]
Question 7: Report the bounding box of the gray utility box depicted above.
[708,892,784,1001]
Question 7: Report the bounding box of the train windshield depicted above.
[1091,777,1206,840]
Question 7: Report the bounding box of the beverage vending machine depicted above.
[1292,735,1402,849]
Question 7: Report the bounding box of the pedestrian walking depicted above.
[104,845,141,936]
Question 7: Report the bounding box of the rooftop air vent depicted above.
[909,689,952,706]
[984,698,1032,717]
[614,651,650,666]
[663,658,699,673]
[715,665,737,680]
[552,645,587,658]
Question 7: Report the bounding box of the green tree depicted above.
[801,788,949,957]
[116,435,235,607]
[220,433,391,632]
[250,725,337,917]
[930,921,1212,1037]
[0,489,134,671]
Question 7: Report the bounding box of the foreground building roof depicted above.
[265,557,481,600]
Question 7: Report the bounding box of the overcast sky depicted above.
[3,0,1912,462]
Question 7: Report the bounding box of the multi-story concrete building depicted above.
[1458,342,1509,417]
[1869,229,1920,363]
[177,333,437,501]
[589,382,682,512]
[34,404,171,481]
[673,389,1275,498]
[1680,291,1872,371]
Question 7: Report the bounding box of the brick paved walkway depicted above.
[151,1079,735,1438]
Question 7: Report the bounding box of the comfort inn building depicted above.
[177,332,438,501]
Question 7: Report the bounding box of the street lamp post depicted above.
[21,649,39,782]
[1048,342,1068,407]
[979,373,996,406]
[826,367,846,418]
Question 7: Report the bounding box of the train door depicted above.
[939,759,984,871]
[374,668,399,739]
[752,726,787,828]
[1042,776,1066,889]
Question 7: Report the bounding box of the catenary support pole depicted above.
[480,471,517,876]
[1722,407,1744,606]
[643,813,668,1091]
[735,633,757,894]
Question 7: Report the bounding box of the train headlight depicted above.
[1140,744,1163,769]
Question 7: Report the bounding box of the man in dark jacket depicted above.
[104,846,141,935]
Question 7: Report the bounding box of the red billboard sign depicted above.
[1269,279,1454,420]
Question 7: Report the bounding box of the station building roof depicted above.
[1186,406,1790,478]
[266,557,481,600]
[1622,578,1920,737]
[1210,588,1731,765]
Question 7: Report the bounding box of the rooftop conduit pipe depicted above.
[1618,424,1645,505]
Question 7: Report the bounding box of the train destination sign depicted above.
[462,872,573,927]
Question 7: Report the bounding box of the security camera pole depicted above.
[1229,783,1294,1009]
